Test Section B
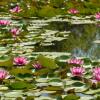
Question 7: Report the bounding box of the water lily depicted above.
[94,74,100,81]
[10,5,22,13]
[32,61,42,69]
[95,12,100,20]
[10,28,20,38]
[93,67,100,81]
[93,67,100,75]
[70,67,85,77]
[68,58,84,65]
[68,8,79,14]
[14,57,28,66]
[0,69,10,81]
[0,20,11,26]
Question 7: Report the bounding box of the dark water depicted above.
[35,21,100,59]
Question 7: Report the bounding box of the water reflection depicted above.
[36,22,100,59]
[0,16,100,59]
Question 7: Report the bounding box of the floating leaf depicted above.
[9,81,35,90]
[63,94,80,100]
[0,57,13,68]
[72,82,85,87]
[44,86,63,91]
[10,68,32,75]
[33,68,50,76]
[85,89,100,95]
[37,55,58,69]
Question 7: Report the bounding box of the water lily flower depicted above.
[0,20,11,26]
[10,5,22,13]
[94,73,100,81]
[10,28,20,38]
[70,67,85,77]
[93,67,100,81]
[32,61,42,69]
[95,12,100,20]
[93,67,100,75]
[0,69,10,81]
[14,57,28,66]
[68,8,79,14]
[68,58,84,65]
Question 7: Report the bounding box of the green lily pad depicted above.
[9,81,35,90]
[37,54,58,69]
[85,89,100,95]
[0,57,13,68]
[10,68,32,75]
[63,94,80,100]
[44,86,63,91]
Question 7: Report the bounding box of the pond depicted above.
[0,15,100,59]
[0,0,100,100]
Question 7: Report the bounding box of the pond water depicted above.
[0,13,100,100]
[0,15,100,60]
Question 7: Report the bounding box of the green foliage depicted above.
[38,5,58,17]
[10,68,32,75]
[96,96,100,100]
[0,57,13,68]
[63,94,80,100]
[9,81,35,90]
[25,96,34,100]
[50,0,64,8]
[16,97,23,100]
[45,86,63,91]
[34,68,50,76]
[37,54,58,69]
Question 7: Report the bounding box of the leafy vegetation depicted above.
[0,0,100,99]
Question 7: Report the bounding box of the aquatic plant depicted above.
[93,67,100,81]
[10,28,20,38]
[0,20,11,26]
[70,67,85,77]
[13,57,28,66]
[32,61,42,69]
[95,12,100,19]
[68,8,79,14]
[0,69,10,81]
[10,5,22,13]
[94,74,100,81]
[68,58,84,65]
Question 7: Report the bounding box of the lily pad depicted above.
[63,94,80,100]
[37,54,58,69]
[9,81,35,90]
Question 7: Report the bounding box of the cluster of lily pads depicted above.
[0,54,100,99]
[0,3,100,41]
[0,1,100,100]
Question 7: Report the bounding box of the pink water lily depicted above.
[68,58,84,65]
[10,5,22,13]
[94,74,100,81]
[0,20,11,25]
[14,57,28,66]
[93,67,100,75]
[70,67,85,77]
[93,67,100,81]
[0,69,10,81]
[10,28,20,38]
[68,8,79,14]
[32,61,42,69]
[95,12,100,20]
